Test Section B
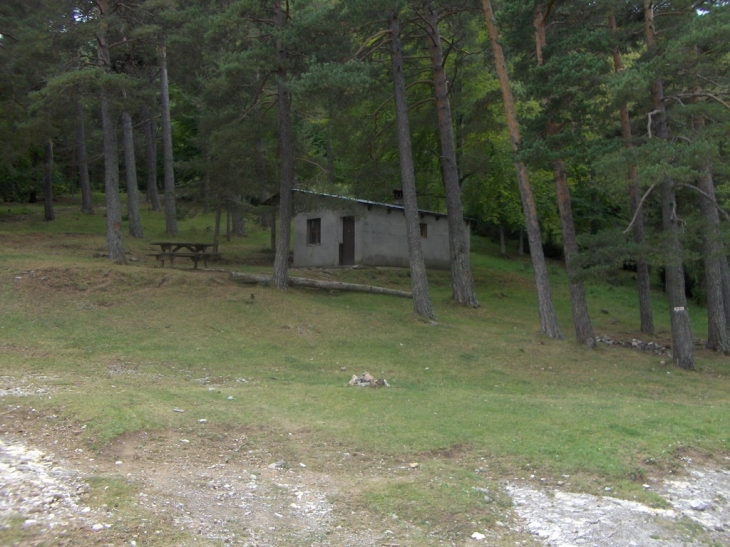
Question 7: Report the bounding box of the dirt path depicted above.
[3,429,730,547]
[1,379,729,547]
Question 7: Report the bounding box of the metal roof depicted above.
[293,189,474,221]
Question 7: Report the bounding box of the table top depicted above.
[150,242,215,252]
[151,242,212,246]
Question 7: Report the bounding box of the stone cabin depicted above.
[292,189,471,269]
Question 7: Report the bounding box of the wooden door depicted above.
[339,216,355,266]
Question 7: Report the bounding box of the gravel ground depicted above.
[1,378,729,546]
[3,433,729,547]
[506,465,730,546]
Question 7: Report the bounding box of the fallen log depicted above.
[229,271,412,298]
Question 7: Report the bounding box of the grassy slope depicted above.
[1,196,729,534]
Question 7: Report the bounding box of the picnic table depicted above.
[149,242,218,269]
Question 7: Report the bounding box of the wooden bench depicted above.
[148,251,218,269]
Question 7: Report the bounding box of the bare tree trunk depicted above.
[533,8,593,346]
[202,152,211,214]
[213,196,221,254]
[76,100,94,214]
[499,224,506,257]
[697,165,729,352]
[122,111,143,238]
[326,135,336,186]
[100,90,125,264]
[609,14,653,335]
[97,0,125,264]
[389,11,435,321]
[159,45,178,235]
[272,0,295,289]
[270,212,277,252]
[720,257,730,330]
[142,105,161,211]
[519,228,524,256]
[553,157,596,347]
[226,204,231,242]
[645,0,693,369]
[480,0,562,338]
[232,195,246,236]
[43,139,55,221]
[424,3,478,308]
[629,162,654,334]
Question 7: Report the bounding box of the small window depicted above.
[420,223,428,238]
[307,218,321,245]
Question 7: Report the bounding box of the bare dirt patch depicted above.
[2,386,729,547]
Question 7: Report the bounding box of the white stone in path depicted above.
[0,437,96,531]
[507,484,675,546]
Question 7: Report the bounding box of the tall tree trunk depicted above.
[499,224,506,257]
[645,1,693,369]
[720,257,730,330]
[271,0,295,288]
[693,112,728,351]
[202,151,211,214]
[326,135,336,186]
[213,196,222,254]
[480,0,562,338]
[424,3,479,308]
[609,14,653,335]
[122,111,143,238]
[553,156,596,347]
[232,195,246,236]
[534,8,593,346]
[159,44,178,235]
[697,165,729,352]
[76,100,94,214]
[142,105,161,211]
[97,0,125,264]
[389,11,436,321]
[43,139,55,221]
[100,91,126,264]
[270,212,277,253]
[519,228,524,256]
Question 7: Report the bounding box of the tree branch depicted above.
[647,109,661,138]
[543,0,559,22]
[623,183,658,234]
[676,183,730,221]
[296,157,329,175]
[354,29,391,59]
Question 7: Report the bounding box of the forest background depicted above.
[2,0,730,371]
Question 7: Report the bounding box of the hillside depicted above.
[1,198,729,546]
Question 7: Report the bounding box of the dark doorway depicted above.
[339,216,355,266]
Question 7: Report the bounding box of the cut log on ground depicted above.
[229,272,412,298]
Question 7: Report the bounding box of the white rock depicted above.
[690,499,708,511]
[471,532,486,541]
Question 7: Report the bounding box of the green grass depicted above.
[2,194,729,541]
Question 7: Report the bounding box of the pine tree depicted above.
[389,8,436,320]
[422,1,479,308]
[480,0,563,339]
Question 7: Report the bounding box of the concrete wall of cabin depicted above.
[292,201,470,270]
